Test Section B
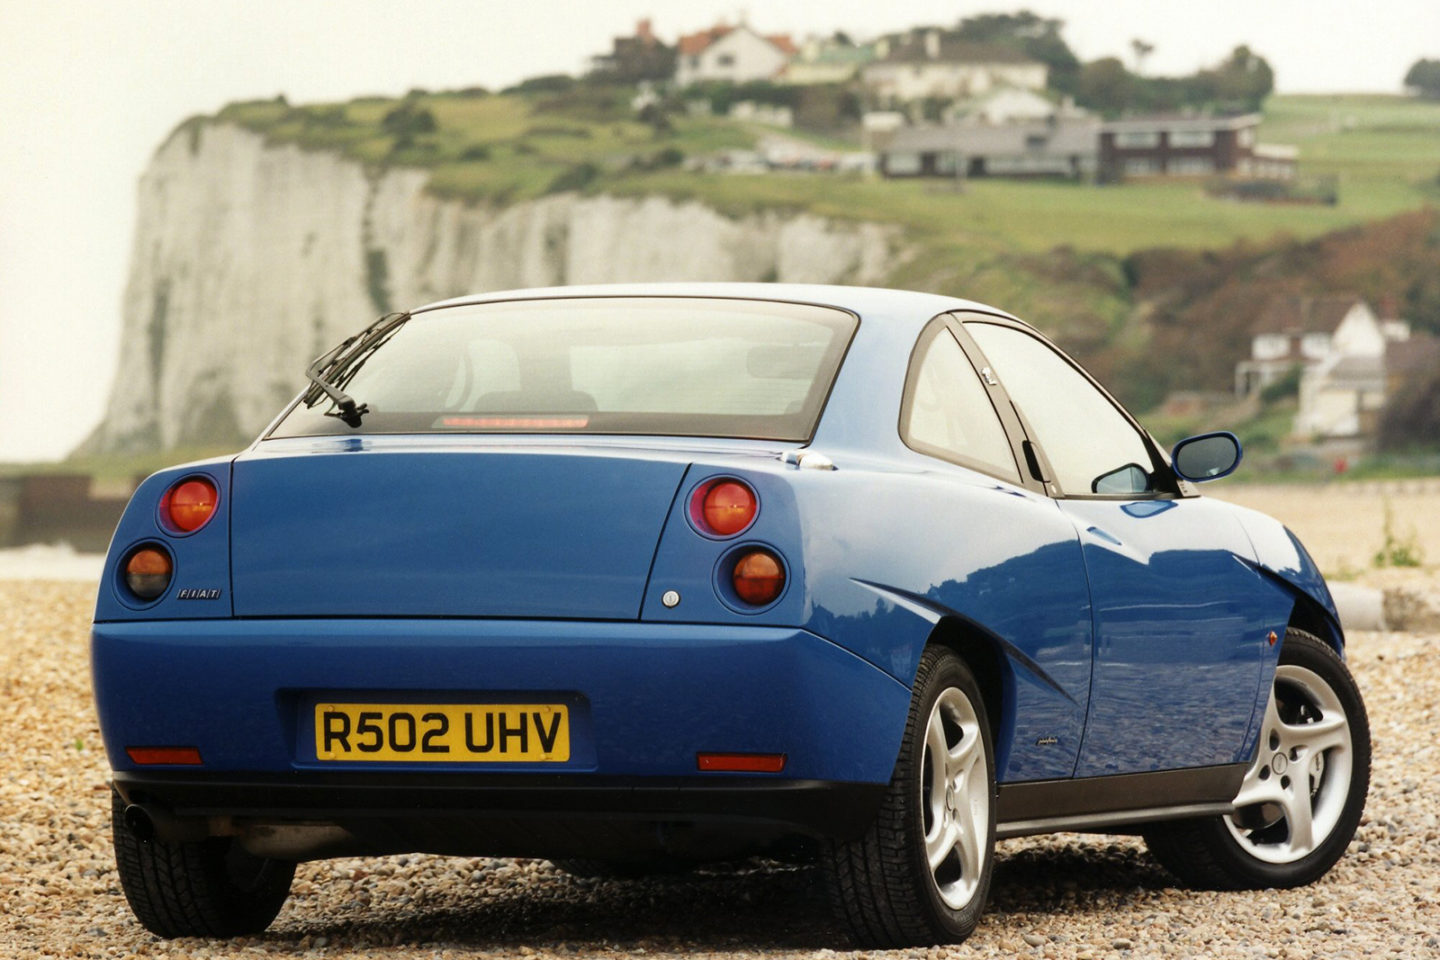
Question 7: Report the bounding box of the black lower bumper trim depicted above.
[113,771,885,840]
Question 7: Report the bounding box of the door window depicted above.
[901,324,1021,483]
[967,323,1156,496]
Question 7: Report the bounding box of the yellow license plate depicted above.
[314,703,570,762]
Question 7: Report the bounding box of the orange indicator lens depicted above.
[123,547,173,601]
[732,549,785,605]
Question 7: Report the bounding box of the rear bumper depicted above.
[93,616,910,789]
[113,770,886,850]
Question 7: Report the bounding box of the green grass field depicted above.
[216,90,1440,258]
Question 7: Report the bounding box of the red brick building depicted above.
[1099,114,1295,181]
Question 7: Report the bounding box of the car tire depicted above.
[111,791,295,938]
[823,646,995,947]
[1144,627,1370,890]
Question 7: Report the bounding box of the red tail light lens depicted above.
[162,477,218,533]
[692,479,757,537]
[732,549,785,605]
[124,546,173,601]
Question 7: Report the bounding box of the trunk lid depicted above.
[230,440,689,619]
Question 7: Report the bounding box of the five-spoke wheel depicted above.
[1144,628,1370,890]
[921,686,990,910]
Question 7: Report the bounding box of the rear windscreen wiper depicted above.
[302,311,410,426]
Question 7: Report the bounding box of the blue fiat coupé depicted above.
[93,284,1369,946]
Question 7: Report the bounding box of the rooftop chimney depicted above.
[925,29,941,59]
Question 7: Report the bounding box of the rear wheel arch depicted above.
[922,618,1008,765]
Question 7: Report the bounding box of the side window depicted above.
[901,324,1021,483]
[966,323,1157,496]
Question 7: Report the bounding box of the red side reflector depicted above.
[697,752,787,773]
[126,746,203,766]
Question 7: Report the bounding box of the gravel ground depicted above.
[4,569,1438,959]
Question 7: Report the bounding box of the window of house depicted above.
[1169,129,1216,148]
[1168,157,1215,176]
[1253,334,1289,360]
[901,324,1020,482]
[1301,333,1331,359]
[966,323,1158,496]
[716,53,735,67]
[1114,130,1161,149]
[1123,157,1160,176]
[885,153,922,175]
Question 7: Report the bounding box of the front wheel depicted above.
[823,646,995,947]
[1144,628,1370,889]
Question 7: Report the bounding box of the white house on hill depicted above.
[1236,295,1414,440]
[862,31,1047,107]
[676,24,797,87]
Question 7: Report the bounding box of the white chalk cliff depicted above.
[88,122,906,452]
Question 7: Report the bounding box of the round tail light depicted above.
[162,477,218,533]
[124,546,173,601]
[691,479,757,537]
[732,549,785,606]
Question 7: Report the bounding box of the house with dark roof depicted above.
[861,29,1047,107]
[588,19,675,83]
[1100,114,1296,181]
[879,119,1099,180]
[675,23,797,87]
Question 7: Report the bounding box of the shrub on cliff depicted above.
[381,103,437,138]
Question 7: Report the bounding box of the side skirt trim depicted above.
[997,802,1235,839]
[996,763,1246,838]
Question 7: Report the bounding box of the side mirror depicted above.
[1171,431,1242,483]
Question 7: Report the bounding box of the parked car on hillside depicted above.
[93,284,1369,946]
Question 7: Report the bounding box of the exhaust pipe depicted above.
[121,802,208,843]
[122,804,156,842]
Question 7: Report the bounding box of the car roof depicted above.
[415,283,1024,330]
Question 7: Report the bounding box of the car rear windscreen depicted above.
[269,296,858,442]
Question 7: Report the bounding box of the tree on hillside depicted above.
[1076,45,1273,116]
[1076,58,1132,113]
[1203,45,1275,111]
[954,11,1081,93]
[1379,364,1440,451]
[1130,38,1155,75]
[1404,58,1440,98]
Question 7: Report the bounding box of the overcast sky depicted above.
[2,0,1436,461]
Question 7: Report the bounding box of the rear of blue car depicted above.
[91,294,911,937]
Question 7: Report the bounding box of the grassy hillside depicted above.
[203,90,1439,390]
[213,89,1440,257]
